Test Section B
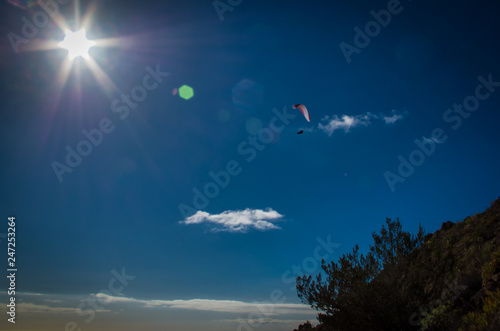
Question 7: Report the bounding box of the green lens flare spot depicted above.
[179,85,194,100]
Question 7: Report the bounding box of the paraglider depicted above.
[293,104,310,134]
[293,104,310,122]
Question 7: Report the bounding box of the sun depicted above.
[58,29,96,60]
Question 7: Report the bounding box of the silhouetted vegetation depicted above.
[293,197,500,330]
[292,320,323,331]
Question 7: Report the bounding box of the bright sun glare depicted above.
[58,29,95,59]
[28,2,125,110]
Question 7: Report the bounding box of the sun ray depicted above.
[16,0,172,130]
[85,56,122,98]
[46,56,74,113]
[79,1,97,32]
[21,39,62,52]
[44,2,72,35]
[74,0,80,29]
[91,36,134,48]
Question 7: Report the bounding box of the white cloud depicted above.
[422,136,445,144]
[383,109,408,124]
[9,292,317,327]
[19,292,43,296]
[216,318,317,325]
[318,113,374,136]
[179,208,284,233]
[9,292,110,315]
[318,109,407,136]
[96,293,314,316]
[16,302,87,314]
[383,112,399,124]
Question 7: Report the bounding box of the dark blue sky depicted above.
[1,0,499,330]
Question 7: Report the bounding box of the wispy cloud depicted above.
[8,292,109,315]
[422,136,446,144]
[318,109,407,136]
[318,113,374,136]
[383,109,407,124]
[96,293,313,315]
[217,318,317,325]
[179,208,284,233]
[16,302,85,314]
[8,292,317,327]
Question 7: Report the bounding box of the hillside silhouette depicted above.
[293,197,500,330]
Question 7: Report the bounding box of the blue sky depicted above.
[1,0,500,330]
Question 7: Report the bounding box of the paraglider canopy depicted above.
[293,104,310,122]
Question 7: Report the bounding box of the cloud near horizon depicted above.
[318,109,407,136]
[8,292,315,318]
[179,208,284,233]
[96,294,314,315]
